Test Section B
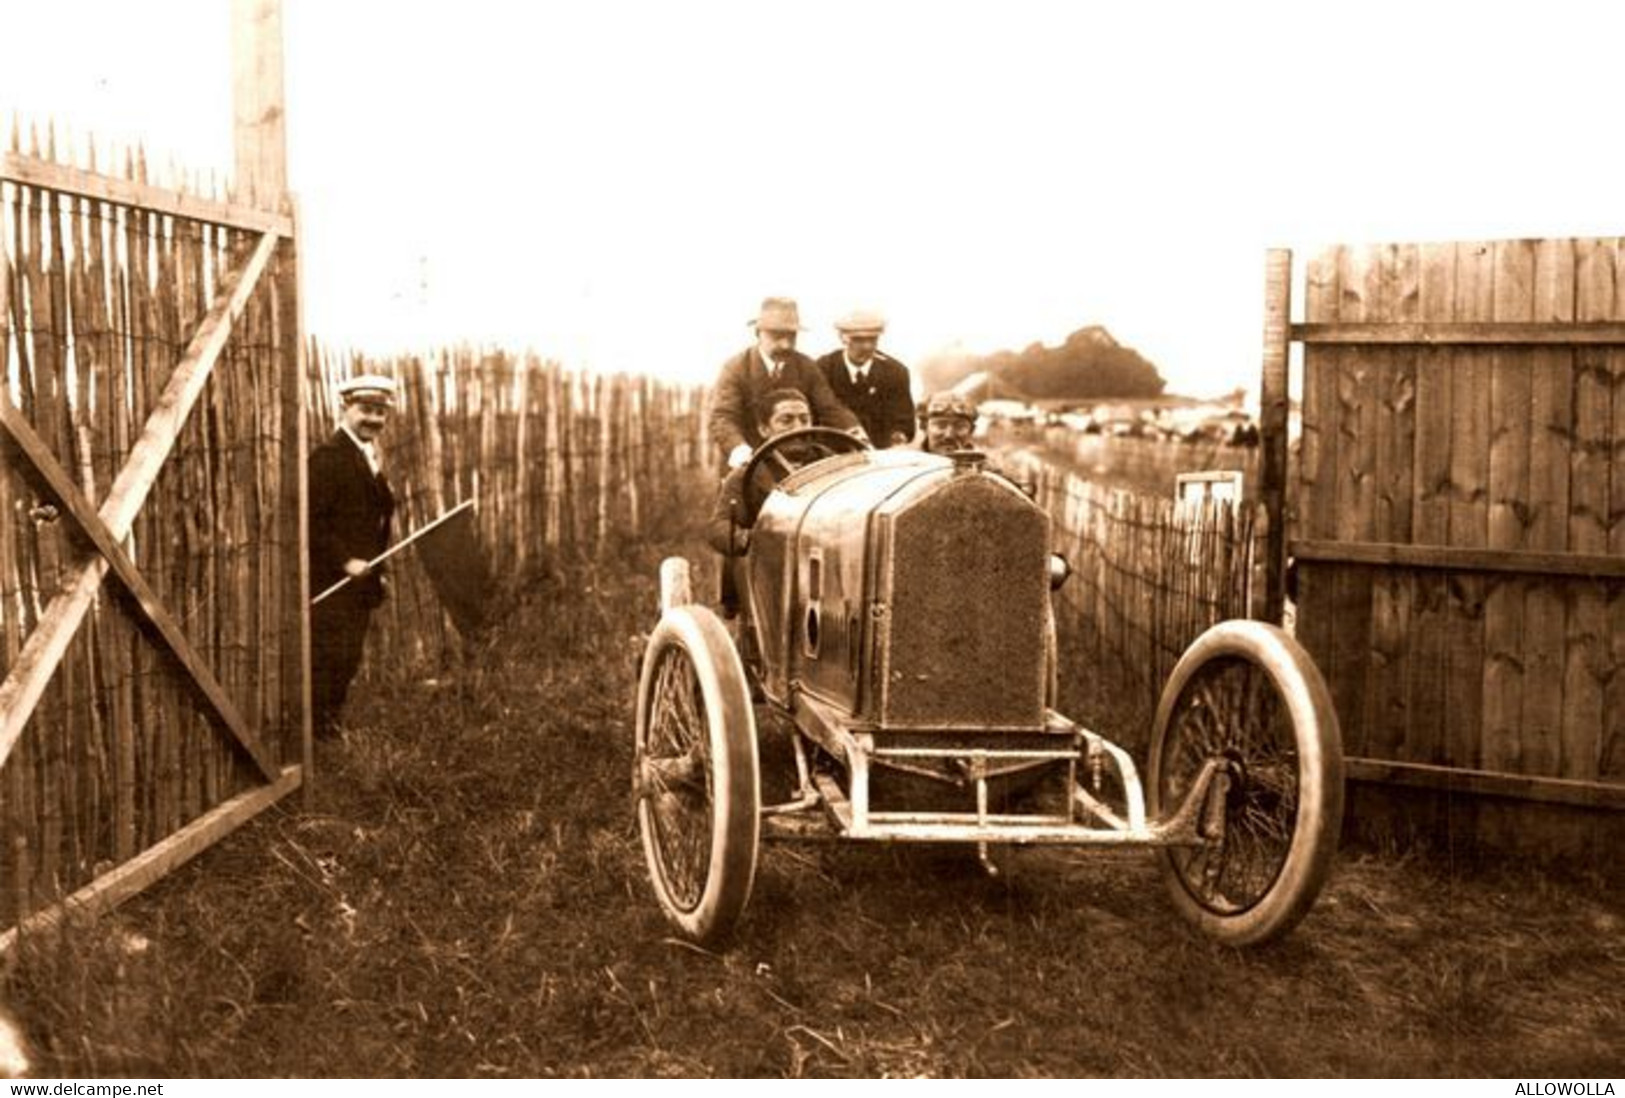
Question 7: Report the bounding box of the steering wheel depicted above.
[738,427,871,521]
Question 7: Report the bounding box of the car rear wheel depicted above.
[634,605,760,943]
[1149,621,1344,947]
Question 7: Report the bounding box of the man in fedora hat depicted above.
[708,296,861,469]
[308,373,398,740]
[817,307,915,448]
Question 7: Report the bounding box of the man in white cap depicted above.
[308,373,398,740]
[817,307,915,448]
[707,296,861,469]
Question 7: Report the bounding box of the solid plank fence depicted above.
[1262,238,1625,861]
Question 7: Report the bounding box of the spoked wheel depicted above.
[634,605,760,943]
[1149,621,1344,946]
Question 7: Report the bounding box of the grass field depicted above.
[2,486,1620,1078]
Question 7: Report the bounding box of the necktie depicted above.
[854,369,868,386]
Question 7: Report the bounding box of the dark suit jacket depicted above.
[817,350,915,448]
[308,429,396,604]
[706,458,797,556]
[706,463,754,556]
[706,346,859,456]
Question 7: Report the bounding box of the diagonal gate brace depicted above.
[0,231,280,779]
[0,404,278,781]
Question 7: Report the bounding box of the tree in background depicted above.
[918,325,1165,403]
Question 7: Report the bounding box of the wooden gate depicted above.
[1259,239,1625,857]
[0,0,308,939]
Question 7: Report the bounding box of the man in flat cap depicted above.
[708,297,861,469]
[817,307,915,448]
[308,373,398,740]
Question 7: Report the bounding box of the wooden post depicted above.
[1259,248,1292,624]
[231,0,288,212]
[235,0,305,796]
[278,202,310,803]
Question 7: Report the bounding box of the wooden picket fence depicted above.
[1015,455,1263,754]
[0,127,303,935]
[0,118,709,937]
[303,345,707,677]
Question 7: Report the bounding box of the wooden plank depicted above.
[1482,240,1536,775]
[1563,242,1613,782]
[1331,245,1379,756]
[0,765,301,951]
[1407,242,1457,764]
[1292,320,1625,344]
[0,154,291,236]
[1446,241,1495,771]
[1291,539,1625,578]
[1259,248,1291,623]
[1412,244,1458,547]
[1367,243,1417,762]
[1345,757,1625,810]
[1607,238,1625,784]
[1378,244,1419,547]
[0,232,277,773]
[1521,241,1575,778]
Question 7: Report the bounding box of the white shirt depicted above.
[846,354,876,388]
[340,424,382,475]
[761,349,790,381]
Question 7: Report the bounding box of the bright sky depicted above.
[4,1,1622,398]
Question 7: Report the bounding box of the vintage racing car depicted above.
[633,430,1344,947]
